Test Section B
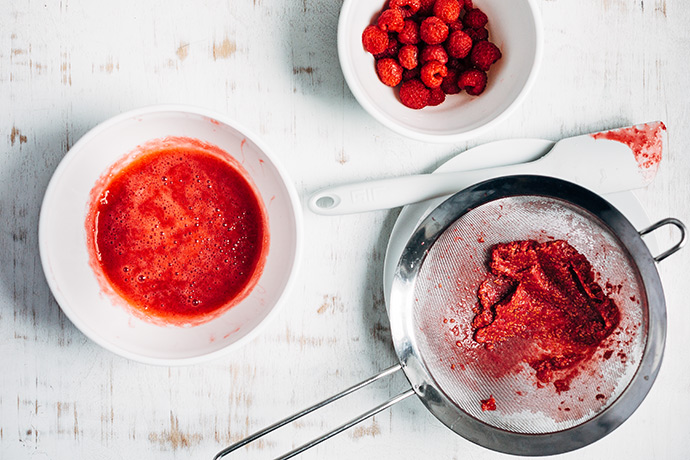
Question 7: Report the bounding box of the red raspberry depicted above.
[398,19,420,44]
[461,0,473,10]
[470,40,501,71]
[402,67,421,81]
[420,60,448,88]
[420,44,448,64]
[434,0,461,23]
[398,45,419,70]
[458,68,487,95]
[420,17,449,45]
[464,26,488,42]
[376,58,404,86]
[389,0,421,18]
[362,25,389,54]
[428,87,446,106]
[446,58,468,72]
[463,8,488,29]
[399,78,431,109]
[377,8,405,33]
[440,68,461,94]
[448,20,464,32]
[374,37,400,59]
[419,0,436,15]
[446,30,473,58]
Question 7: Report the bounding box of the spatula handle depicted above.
[308,165,531,216]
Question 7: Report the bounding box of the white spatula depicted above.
[308,122,666,216]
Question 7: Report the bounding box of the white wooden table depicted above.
[2,1,689,459]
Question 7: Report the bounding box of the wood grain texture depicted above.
[2,0,690,459]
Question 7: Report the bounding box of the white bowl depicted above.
[338,0,543,143]
[39,105,302,365]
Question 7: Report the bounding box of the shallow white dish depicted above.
[338,0,543,143]
[383,138,656,306]
[39,105,303,365]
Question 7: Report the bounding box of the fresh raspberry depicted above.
[398,19,420,45]
[377,8,405,33]
[420,60,448,88]
[419,0,436,15]
[399,78,431,109]
[376,58,404,86]
[464,26,488,42]
[434,0,461,23]
[362,25,389,54]
[428,87,446,106]
[448,20,464,32]
[446,58,468,72]
[389,0,421,18]
[402,67,421,81]
[446,30,473,58]
[420,16,449,44]
[398,45,419,70]
[458,68,487,95]
[470,40,501,71]
[420,44,448,64]
[374,36,400,59]
[461,0,473,10]
[440,68,461,94]
[463,8,488,29]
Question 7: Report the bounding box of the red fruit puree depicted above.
[472,240,620,392]
[480,395,496,412]
[86,137,269,326]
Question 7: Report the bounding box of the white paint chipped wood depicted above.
[1,0,690,459]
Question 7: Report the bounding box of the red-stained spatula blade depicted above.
[589,121,665,182]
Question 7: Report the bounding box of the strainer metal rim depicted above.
[388,175,667,456]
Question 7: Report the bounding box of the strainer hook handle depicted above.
[639,217,687,263]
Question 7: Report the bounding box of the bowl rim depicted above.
[38,104,304,366]
[337,0,544,144]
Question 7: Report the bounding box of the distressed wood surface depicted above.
[1,0,689,459]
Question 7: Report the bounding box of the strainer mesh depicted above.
[412,195,647,434]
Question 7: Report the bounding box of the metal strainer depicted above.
[215,176,685,459]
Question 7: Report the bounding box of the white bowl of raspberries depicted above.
[339,0,542,143]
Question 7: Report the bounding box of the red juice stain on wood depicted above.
[85,137,269,326]
[471,240,620,393]
[591,122,666,176]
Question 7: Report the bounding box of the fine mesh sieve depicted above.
[389,175,683,455]
[411,194,646,434]
[215,176,685,459]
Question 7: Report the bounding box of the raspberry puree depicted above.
[472,240,620,392]
[86,137,269,326]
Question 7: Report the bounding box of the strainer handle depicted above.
[213,364,413,459]
[639,217,687,263]
[275,388,416,459]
